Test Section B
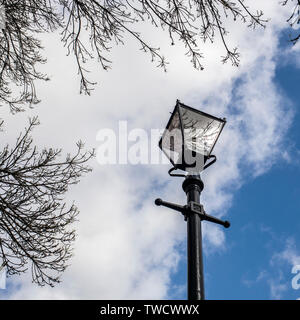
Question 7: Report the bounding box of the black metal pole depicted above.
[182,174,205,300]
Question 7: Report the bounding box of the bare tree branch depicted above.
[0,0,268,110]
[0,117,95,286]
[282,0,300,44]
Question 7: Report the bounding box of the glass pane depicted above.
[161,110,183,165]
[179,107,223,156]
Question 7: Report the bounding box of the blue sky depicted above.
[170,53,300,300]
[1,1,300,300]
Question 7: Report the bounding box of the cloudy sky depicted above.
[1,1,300,300]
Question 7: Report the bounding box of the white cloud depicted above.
[271,238,300,267]
[0,1,297,299]
[267,238,300,299]
[242,270,268,288]
[241,233,300,300]
[269,279,289,300]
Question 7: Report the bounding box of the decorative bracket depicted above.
[168,155,217,178]
[155,198,230,228]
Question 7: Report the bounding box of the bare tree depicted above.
[0,117,94,286]
[0,0,269,111]
[283,0,300,44]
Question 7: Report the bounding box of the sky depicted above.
[0,1,300,300]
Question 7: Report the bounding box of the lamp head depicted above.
[159,100,226,173]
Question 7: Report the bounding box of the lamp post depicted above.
[155,100,230,300]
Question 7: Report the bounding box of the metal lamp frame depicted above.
[159,100,226,175]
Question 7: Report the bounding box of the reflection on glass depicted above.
[180,107,223,156]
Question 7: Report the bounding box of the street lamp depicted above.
[155,100,230,300]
